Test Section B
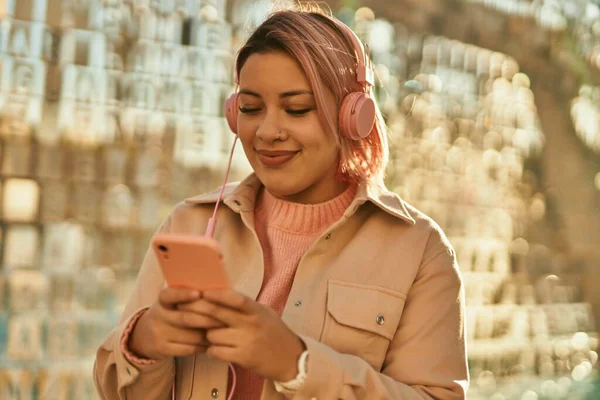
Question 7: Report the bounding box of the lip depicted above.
[256,150,300,167]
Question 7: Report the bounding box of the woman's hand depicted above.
[128,287,225,361]
[178,289,305,382]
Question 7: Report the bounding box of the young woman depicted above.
[94,7,469,400]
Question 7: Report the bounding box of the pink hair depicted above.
[234,6,389,183]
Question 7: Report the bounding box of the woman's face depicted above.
[236,51,348,204]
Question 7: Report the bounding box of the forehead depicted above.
[238,51,311,91]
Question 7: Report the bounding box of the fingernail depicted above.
[191,291,201,298]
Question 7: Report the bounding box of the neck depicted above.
[256,183,356,233]
[278,178,350,205]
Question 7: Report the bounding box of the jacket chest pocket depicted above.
[175,354,229,399]
[320,280,406,371]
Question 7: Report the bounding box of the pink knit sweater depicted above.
[231,184,356,400]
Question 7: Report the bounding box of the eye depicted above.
[287,108,313,116]
[239,107,260,114]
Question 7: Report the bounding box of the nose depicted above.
[256,109,286,142]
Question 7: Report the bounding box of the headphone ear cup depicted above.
[224,93,239,134]
[339,92,376,140]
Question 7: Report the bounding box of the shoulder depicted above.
[162,181,244,233]
[365,181,452,254]
[398,199,456,263]
[364,182,455,268]
[183,181,242,205]
[182,173,261,209]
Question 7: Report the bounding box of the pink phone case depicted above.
[152,233,231,291]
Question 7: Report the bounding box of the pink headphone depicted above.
[224,17,376,141]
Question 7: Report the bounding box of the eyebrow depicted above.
[238,89,314,99]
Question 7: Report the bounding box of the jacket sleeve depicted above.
[93,215,176,400]
[288,228,469,400]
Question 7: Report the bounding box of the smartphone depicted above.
[152,233,231,291]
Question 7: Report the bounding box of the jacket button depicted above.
[294,300,302,307]
[211,388,219,398]
[376,315,385,325]
[325,233,331,240]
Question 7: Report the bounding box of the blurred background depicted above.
[0,0,599,398]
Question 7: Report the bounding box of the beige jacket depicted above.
[94,174,469,400]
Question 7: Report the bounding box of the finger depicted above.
[205,328,239,347]
[176,302,227,328]
[159,287,201,308]
[181,299,245,327]
[203,289,256,314]
[168,337,211,348]
[206,345,238,364]
[162,308,225,330]
[162,325,206,346]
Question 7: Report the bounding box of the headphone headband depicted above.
[225,14,378,141]
[331,18,375,88]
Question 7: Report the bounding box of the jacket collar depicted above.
[184,173,415,225]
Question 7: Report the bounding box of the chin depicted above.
[258,173,308,198]
[264,180,306,198]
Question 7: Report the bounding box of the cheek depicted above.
[303,114,336,146]
[235,122,255,158]
[238,135,256,162]
[236,115,256,142]
[303,135,340,171]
